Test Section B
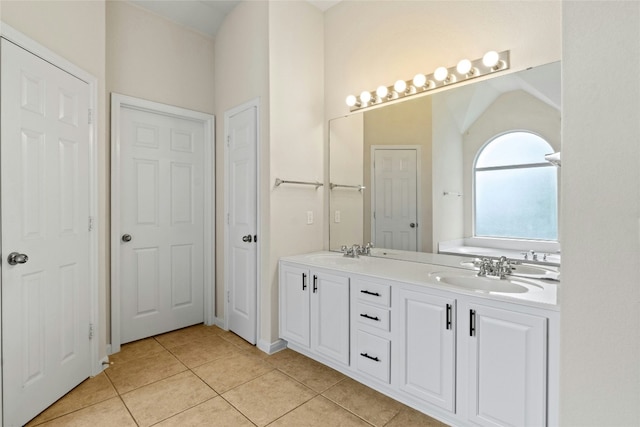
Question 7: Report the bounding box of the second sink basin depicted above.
[431,272,544,294]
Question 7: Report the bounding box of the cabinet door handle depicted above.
[360,313,380,321]
[360,290,380,297]
[446,304,452,330]
[470,309,476,337]
[360,352,380,362]
[302,273,307,291]
[313,275,318,293]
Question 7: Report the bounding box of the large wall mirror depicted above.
[329,62,561,262]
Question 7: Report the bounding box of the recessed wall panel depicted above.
[383,178,392,218]
[22,271,45,387]
[59,138,79,235]
[232,247,249,316]
[171,244,193,307]
[22,129,45,239]
[135,247,159,316]
[21,70,45,115]
[231,160,250,226]
[171,162,193,225]
[59,264,78,363]
[135,159,159,225]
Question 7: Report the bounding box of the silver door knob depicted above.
[409,223,416,228]
[242,235,253,243]
[122,234,132,242]
[7,252,28,265]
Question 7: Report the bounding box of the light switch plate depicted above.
[307,211,314,224]
[334,210,341,223]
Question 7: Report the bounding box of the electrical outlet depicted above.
[307,211,314,225]
[334,210,341,223]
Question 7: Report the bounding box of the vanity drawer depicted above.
[353,279,391,307]
[356,303,390,332]
[355,330,391,383]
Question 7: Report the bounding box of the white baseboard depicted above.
[257,338,287,355]
[214,316,226,329]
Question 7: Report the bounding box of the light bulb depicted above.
[457,59,472,75]
[345,95,357,107]
[376,85,388,98]
[360,91,372,104]
[413,73,427,88]
[434,66,448,82]
[482,51,499,68]
[393,80,407,93]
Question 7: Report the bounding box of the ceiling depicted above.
[129,0,342,39]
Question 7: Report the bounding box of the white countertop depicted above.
[280,251,559,310]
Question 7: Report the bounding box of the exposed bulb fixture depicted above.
[345,50,510,110]
[456,59,472,75]
[482,50,500,68]
[376,85,389,99]
[434,66,448,82]
[413,73,427,88]
[345,95,358,107]
[394,79,407,93]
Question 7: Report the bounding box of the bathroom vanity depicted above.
[279,252,559,427]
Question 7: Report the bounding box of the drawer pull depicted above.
[470,309,476,337]
[446,303,452,330]
[360,313,380,322]
[360,352,380,362]
[313,275,318,293]
[360,290,381,297]
[302,273,307,291]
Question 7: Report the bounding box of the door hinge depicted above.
[88,216,94,231]
[89,323,94,340]
[227,213,230,225]
[227,290,230,303]
[227,135,230,147]
[88,108,93,125]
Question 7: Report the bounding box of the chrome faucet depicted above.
[340,242,374,258]
[474,256,513,279]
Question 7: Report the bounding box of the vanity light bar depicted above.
[346,50,510,112]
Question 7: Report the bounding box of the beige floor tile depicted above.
[271,350,346,392]
[217,329,256,350]
[323,378,403,426]
[155,324,220,348]
[108,337,165,364]
[35,397,136,427]
[155,396,253,426]
[269,395,371,427]
[385,407,450,426]
[169,335,240,368]
[26,373,118,426]
[121,371,217,427]
[222,370,316,427]
[266,348,300,364]
[105,349,187,394]
[193,352,274,393]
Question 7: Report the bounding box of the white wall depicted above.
[561,2,640,425]
[268,1,324,343]
[1,0,108,358]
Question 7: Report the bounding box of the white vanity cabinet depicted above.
[395,287,456,413]
[462,301,548,427]
[279,262,350,366]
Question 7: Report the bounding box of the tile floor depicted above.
[26,324,449,427]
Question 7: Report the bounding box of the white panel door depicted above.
[1,39,91,426]
[468,304,547,427]
[278,263,310,347]
[119,106,204,343]
[311,271,350,366]
[373,149,418,251]
[226,106,258,344]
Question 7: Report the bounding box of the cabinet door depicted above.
[279,263,310,347]
[468,304,547,427]
[311,271,350,365]
[398,289,456,412]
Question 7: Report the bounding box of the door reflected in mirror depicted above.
[329,62,561,262]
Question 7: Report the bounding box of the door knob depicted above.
[122,234,132,242]
[7,252,28,265]
[242,235,253,243]
[409,223,416,228]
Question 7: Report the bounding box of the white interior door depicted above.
[372,148,418,251]
[226,104,258,345]
[1,38,92,427]
[118,105,205,344]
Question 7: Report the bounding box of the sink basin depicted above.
[431,272,544,294]
[305,253,367,266]
[459,260,557,278]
